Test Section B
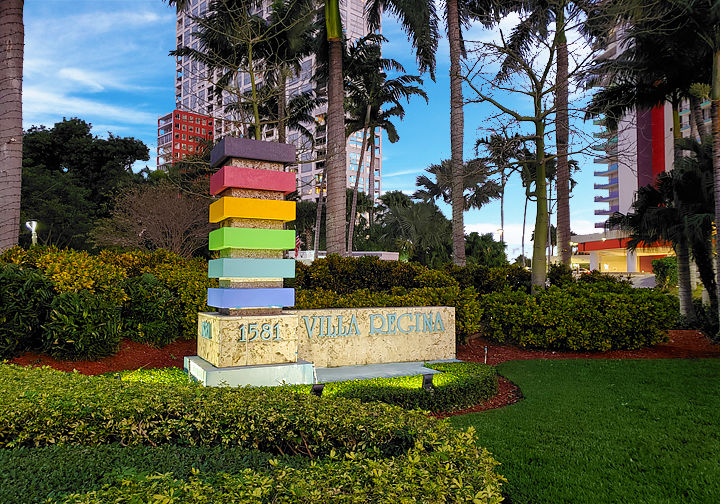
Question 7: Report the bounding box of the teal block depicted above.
[208,258,295,279]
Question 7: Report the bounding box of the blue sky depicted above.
[23,0,601,257]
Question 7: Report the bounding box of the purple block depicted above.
[207,288,295,309]
[210,137,296,168]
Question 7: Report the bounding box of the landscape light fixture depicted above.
[422,373,434,391]
[25,220,38,246]
[311,383,325,396]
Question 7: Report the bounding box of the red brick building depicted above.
[157,109,214,170]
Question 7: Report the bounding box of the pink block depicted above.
[210,166,297,195]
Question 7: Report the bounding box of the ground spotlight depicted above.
[422,373,434,391]
[311,383,325,396]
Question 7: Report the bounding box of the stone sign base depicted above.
[185,356,314,387]
[190,306,456,387]
[197,312,299,367]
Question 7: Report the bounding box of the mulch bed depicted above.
[10,339,197,375]
[10,329,719,415]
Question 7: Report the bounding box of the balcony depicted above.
[158,133,173,146]
[594,191,619,203]
[594,153,618,164]
[595,222,608,229]
[594,178,619,190]
[594,206,619,216]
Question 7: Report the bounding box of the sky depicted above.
[22,0,602,258]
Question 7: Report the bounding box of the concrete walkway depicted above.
[315,359,461,383]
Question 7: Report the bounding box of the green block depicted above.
[209,227,295,250]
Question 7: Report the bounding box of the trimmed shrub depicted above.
[0,264,55,358]
[300,362,497,413]
[547,263,574,287]
[414,268,459,289]
[122,274,183,347]
[479,285,679,351]
[42,291,123,360]
[295,286,482,342]
[295,255,426,293]
[0,445,285,504]
[143,259,214,340]
[652,256,678,289]
[58,437,504,503]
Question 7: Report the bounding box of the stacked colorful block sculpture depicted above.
[193,138,307,374]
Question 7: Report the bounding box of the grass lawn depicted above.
[451,359,720,504]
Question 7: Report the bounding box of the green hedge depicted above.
[295,286,482,342]
[0,364,505,503]
[479,285,679,351]
[302,362,497,413]
[293,255,532,295]
[58,439,504,503]
[42,291,123,360]
[0,445,285,504]
[0,264,55,358]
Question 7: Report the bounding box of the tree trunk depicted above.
[313,164,328,259]
[692,236,717,316]
[447,0,465,266]
[547,178,553,264]
[369,128,376,226]
[671,96,696,321]
[247,43,261,140]
[347,105,371,253]
[676,237,696,324]
[278,66,287,144]
[521,195,527,265]
[690,95,708,139]
[325,36,347,256]
[500,170,505,239]
[0,0,23,252]
[555,6,571,267]
[531,121,548,291]
[712,48,720,337]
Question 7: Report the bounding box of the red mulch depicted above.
[10,329,720,415]
[10,339,197,375]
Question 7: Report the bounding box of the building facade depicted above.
[157,109,215,170]
[172,0,382,202]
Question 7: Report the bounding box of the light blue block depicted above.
[207,287,295,309]
[208,258,295,279]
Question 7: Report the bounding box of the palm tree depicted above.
[0,0,24,252]
[607,172,698,322]
[586,0,715,320]
[414,158,502,211]
[344,35,427,253]
[323,0,347,256]
[495,0,602,267]
[379,199,452,267]
[367,0,501,266]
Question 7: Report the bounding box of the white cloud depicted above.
[383,169,422,178]
[23,87,159,126]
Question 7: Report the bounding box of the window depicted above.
[182,125,187,131]
[182,134,186,140]
[182,114,187,120]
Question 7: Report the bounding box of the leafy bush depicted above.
[41,291,123,360]
[121,274,182,347]
[294,255,426,293]
[295,286,482,342]
[58,437,504,503]
[479,285,679,350]
[547,263,574,286]
[143,259,214,340]
[0,264,55,358]
[576,270,633,291]
[297,362,497,413]
[0,445,285,504]
[675,298,719,339]
[652,256,678,290]
[414,268,459,289]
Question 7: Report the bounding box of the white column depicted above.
[626,250,638,273]
[590,251,599,271]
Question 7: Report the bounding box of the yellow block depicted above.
[209,197,296,223]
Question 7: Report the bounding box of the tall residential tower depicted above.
[171,0,382,202]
